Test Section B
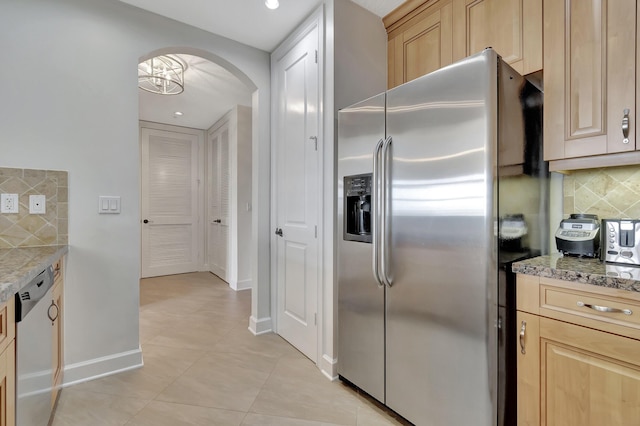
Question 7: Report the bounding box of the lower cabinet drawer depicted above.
[541,284,640,326]
[0,298,15,355]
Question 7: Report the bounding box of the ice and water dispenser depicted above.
[344,174,372,243]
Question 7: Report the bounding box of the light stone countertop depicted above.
[0,245,69,304]
[512,254,640,292]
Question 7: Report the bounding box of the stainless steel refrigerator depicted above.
[337,49,548,425]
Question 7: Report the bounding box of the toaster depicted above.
[601,219,640,266]
[555,214,600,257]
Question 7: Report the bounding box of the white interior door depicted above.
[208,123,230,281]
[141,127,200,278]
[274,25,320,362]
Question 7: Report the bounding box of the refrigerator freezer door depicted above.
[337,93,386,403]
[385,50,498,425]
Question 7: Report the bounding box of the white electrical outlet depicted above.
[29,194,46,214]
[1,194,19,213]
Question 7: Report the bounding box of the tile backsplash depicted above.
[0,167,68,248]
[563,165,640,219]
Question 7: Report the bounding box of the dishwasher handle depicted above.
[15,265,54,322]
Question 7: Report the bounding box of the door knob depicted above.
[143,219,149,224]
[275,228,283,237]
[214,219,222,224]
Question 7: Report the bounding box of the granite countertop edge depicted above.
[512,254,640,293]
[0,245,69,304]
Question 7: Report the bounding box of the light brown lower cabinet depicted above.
[0,340,16,426]
[0,297,15,426]
[517,274,640,425]
[51,276,63,408]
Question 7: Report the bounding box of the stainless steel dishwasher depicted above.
[15,266,56,426]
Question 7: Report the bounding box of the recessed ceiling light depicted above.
[173,111,183,118]
[265,0,279,10]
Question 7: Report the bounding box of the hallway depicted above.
[52,272,405,425]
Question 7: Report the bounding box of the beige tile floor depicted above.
[52,272,407,426]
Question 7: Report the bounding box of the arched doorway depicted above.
[137,47,261,326]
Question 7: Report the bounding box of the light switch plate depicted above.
[98,196,121,214]
[1,194,19,213]
[29,194,46,214]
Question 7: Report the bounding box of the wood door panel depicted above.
[566,0,605,140]
[389,0,453,87]
[464,0,523,65]
[516,311,540,426]
[541,317,640,425]
[401,6,452,82]
[605,0,636,154]
[544,0,636,161]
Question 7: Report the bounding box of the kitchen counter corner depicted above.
[512,254,640,292]
[0,245,69,303]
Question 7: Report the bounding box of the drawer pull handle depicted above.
[622,108,631,144]
[576,301,632,315]
[48,301,59,325]
[519,321,526,354]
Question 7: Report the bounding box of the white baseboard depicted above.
[320,354,338,381]
[231,278,252,291]
[62,347,143,387]
[248,315,272,335]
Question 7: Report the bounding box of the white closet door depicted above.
[273,24,320,362]
[141,128,200,277]
[209,124,230,281]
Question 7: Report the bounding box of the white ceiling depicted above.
[128,0,403,129]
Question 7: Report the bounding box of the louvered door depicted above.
[208,122,230,282]
[141,127,200,277]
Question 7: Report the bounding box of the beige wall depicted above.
[562,165,640,220]
[0,167,68,248]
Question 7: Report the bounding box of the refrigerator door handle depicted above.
[381,136,393,287]
[372,138,385,288]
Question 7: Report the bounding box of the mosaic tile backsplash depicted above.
[563,165,640,220]
[0,167,68,248]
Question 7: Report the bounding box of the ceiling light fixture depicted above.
[265,0,279,10]
[138,55,185,95]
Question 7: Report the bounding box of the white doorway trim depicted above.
[138,47,271,338]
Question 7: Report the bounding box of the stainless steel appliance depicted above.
[16,266,56,426]
[555,213,600,258]
[602,219,640,265]
[337,49,549,425]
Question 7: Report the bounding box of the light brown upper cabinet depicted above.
[544,0,638,168]
[385,0,542,89]
[386,0,454,89]
[451,0,542,76]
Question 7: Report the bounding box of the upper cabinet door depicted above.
[544,0,637,161]
[387,0,454,88]
[452,0,542,75]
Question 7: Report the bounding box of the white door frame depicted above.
[270,7,325,364]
